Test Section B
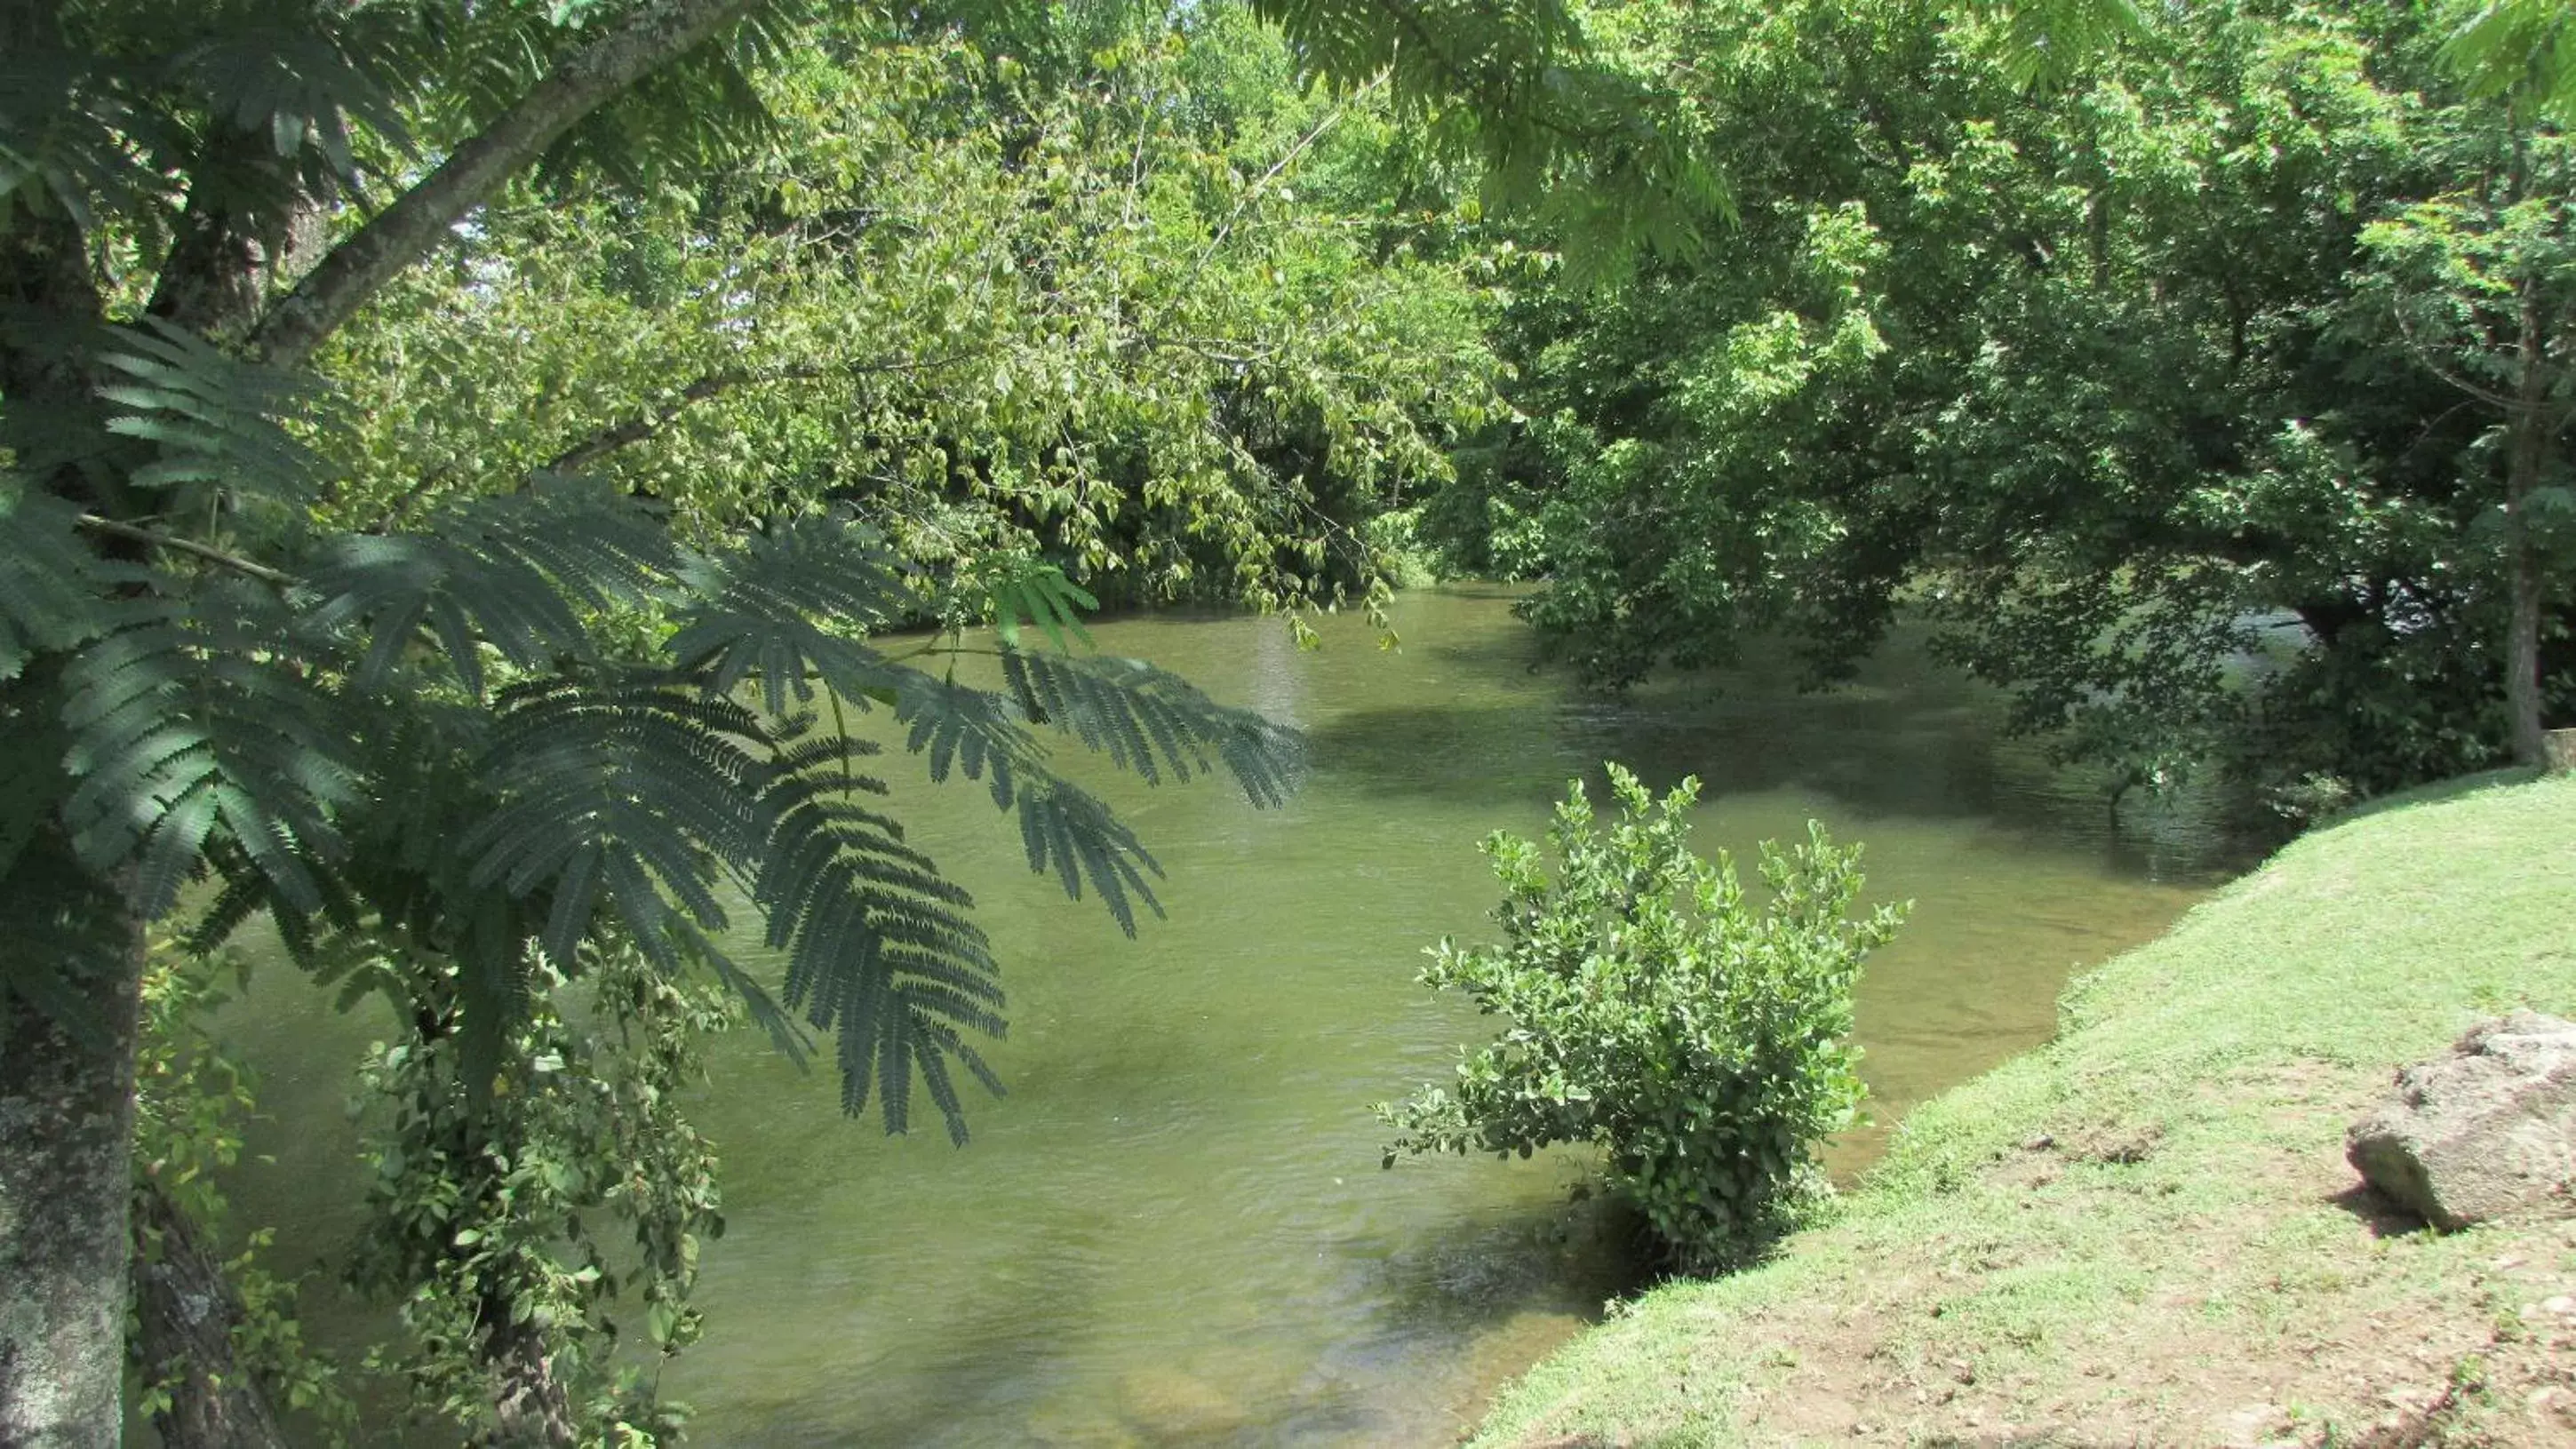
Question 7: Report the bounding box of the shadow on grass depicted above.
[2325,767,2545,830]
[2326,1181,2434,1239]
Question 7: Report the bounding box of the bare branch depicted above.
[1178,75,1384,299]
[76,514,297,587]
[546,367,803,475]
[2393,306,2519,410]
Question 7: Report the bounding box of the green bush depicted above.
[1376,764,1905,1275]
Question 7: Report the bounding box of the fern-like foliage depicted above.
[307,479,676,696]
[19,250,1306,1149]
[0,42,127,234]
[976,553,1097,654]
[201,694,578,1096]
[665,509,908,716]
[466,675,765,968]
[754,731,1003,1142]
[58,582,358,918]
[1255,0,1584,123]
[1249,0,1724,261]
[1009,774,1165,935]
[164,14,416,177]
[0,841,139,1056]
[1001,649,1305,807]
[0,487,134,681]
[98,318,326,514]
[874,660,1171,934]
[1982,0,2151,88]
[546,2,793,190]
[2445,0,2576,116]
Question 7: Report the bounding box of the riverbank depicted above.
[1473,769,2576,1447]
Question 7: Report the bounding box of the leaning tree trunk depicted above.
[0,845,148,1449]
[130,1182,290,1449]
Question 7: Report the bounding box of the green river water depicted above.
[212,586,2232,1446]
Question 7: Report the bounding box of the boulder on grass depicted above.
[2345,1011,2576,1230]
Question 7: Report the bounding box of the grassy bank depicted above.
[1474,771,2576,1447]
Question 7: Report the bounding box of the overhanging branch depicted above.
[246,0,763,370]
[541,353,975,475]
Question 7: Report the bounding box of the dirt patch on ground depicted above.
[1741,1082,2572,1445]
[1498,1063,2576,1447]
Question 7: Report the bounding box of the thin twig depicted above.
[2394,304,2516,410]
[543,353,975,478]
[76,514,298,587]
[1177,74,1386,299]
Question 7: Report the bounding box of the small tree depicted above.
[1376,764,1904,1275]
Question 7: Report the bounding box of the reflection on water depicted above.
[212,588,2233,1445]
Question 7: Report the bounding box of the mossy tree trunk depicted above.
[0,847,148,1449]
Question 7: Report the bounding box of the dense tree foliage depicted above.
[317,12,1511,623]
[13,0,2572,1439]
[1426,0,2576,802]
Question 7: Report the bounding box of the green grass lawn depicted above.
[1473,770,2576,1448]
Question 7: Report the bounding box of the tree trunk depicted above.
[2506,275,2552,768]
[2506,521,2545,766]
[483,1313,578,1449]
[130,1182,290,1449]
[0,847,148,1449]
[247,0,763,369]
[0,12,142,1426]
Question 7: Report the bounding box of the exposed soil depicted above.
[1499,1068,2576,1447]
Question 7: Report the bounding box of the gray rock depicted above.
[2346,1011,2576,1230]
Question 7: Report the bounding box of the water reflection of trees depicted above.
[1304,631,2243,882]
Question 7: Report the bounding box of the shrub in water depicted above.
[1376,764,1905,1275]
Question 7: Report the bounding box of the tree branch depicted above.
[2393,306,2518,410]
[546,367,802,475]
[246,0,762,370]
[1178,76,1381,298]
[541,353,975,475]
[75,515,298,587]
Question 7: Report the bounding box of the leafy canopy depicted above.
[1423,0,2576,803]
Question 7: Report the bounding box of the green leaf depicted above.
[97,318,326,512]
[58,584,357,918]
[1000,648,1306,806]
[307,480,675,697]
[0,483,133,681]
[666,509,908,715]
[465,676,762,967]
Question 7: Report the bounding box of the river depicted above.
[211,585,2230,1446]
